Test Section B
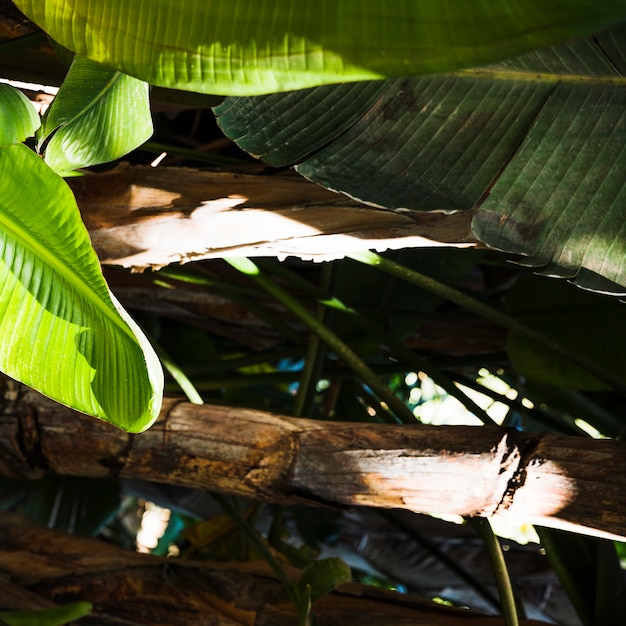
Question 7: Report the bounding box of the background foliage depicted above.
[1,1,626,625]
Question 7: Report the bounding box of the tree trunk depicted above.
[1,376,623,542]
[67,165,475,270]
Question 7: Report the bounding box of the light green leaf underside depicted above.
[216,27,626,292]
[39,55,152,175]
[13,0,626,95]
[0,84,40,146]
[0,145,162,431]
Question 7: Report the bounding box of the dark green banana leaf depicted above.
[215,25,626,294]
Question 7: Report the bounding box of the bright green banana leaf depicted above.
[0,83,40,146]
[0,143,163,432]
[14,0,626,95]
[38,55,152,175]
[215,25,626,293]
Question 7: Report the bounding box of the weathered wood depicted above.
[68,165,476,269]
[0,510,548,626]
[1,376,624,541]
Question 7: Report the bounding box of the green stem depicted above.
[293,263,335,418]
[454,374,584,436]
[154,266,305,346]
[471,518,520,626]
[155,267,263,297]
[146,334,203,404]
[256,258,497,425]
[225,257,415,424]
[211,494,297,604]
[349,251,626,395]
[164,363,408,393]
[181,348,299,376]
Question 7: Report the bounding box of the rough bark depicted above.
[0,511,549,626]
[1,376,624,542]
[68,165,476,269]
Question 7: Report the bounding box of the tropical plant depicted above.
[1,1,626,625]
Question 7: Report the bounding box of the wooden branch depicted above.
[68,165,476,269]
[0,511,546,626]
[1,377,623,541]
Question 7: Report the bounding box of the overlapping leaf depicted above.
[14,0,626,95]
[38,55,152,175]
[0,144,162,431]
[0,84,40,146]
[216,26,626,292]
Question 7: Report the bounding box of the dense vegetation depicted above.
[1,2,625,625]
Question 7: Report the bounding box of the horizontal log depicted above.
[0,510,545,626]
[68,165,475,269]
[1,377,624,541]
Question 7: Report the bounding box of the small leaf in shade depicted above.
[38,55,152,175]
[505,275,626,390]
[0,84,40,146]
[0,143,162,431]
[14,0,626,95]
[295,557,352,603]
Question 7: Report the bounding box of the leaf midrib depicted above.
[455,68,626,85]
[0,210,134,342]
[43,67,122,140]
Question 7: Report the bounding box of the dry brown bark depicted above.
[1,375,624,542]
[0,510,550,626]
[67,165,476,270]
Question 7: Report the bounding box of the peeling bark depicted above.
[68,165,476,269]
[1,376,624,541]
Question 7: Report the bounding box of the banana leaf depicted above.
[14,0,626,95]
[0,143,163,431]
[215,25,626,293]
[38,55,152,175]
[0,84,40,146]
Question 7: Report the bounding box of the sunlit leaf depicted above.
[14,0,626,95]
[0,83,40,146]
[38,55,152,175]
[216,26,626,292]
[0,144,162,431]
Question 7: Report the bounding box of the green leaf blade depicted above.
[217,25,626,293]
[14,0,626,95]
[0,144,163,431]
[473,82,626,294]
[505,276,626,390]
[39,56,152,175]
[0,84,40,146]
